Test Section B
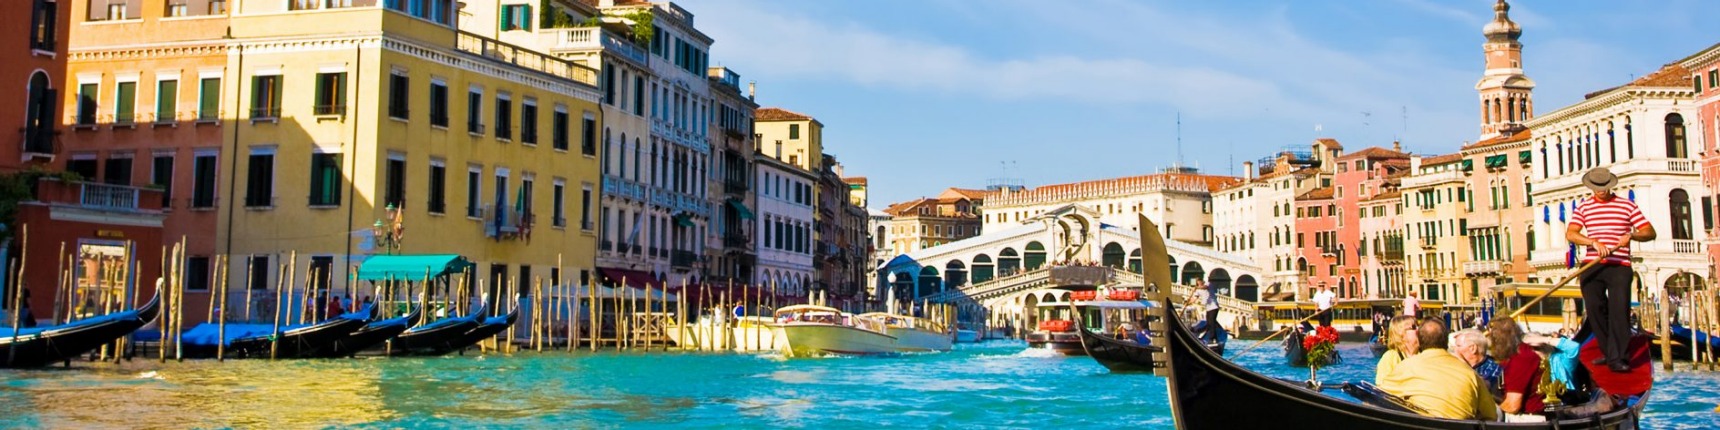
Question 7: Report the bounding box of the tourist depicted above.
[1312,284,1337,327]
[1566,167,1655,373]
[1488,319,1544,418]
[327,295,345,319]
[1450,329,1503,400]
[341,294,355,312]
[1403,290,1421,318]
[1378,319,1497,420]
[1375,315,1420,386]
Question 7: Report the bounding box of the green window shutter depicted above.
[522,6,532,30]
[272,77,283,111]
[249,76,262,112]
[116,82,136,123]
[199,78,219,120]
[314,74,327,106]
[156,80,177,121]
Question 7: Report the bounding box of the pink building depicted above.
[1331,145,1410,298]
[1294,186,1338,298]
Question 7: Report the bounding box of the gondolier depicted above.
[1566,167,1655,373]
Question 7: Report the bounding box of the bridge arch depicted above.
[1236,275,1259,301]
[971,254,994,283]
[1102,242,1126,268]
[946,260,968,289]
[1181,261,1205,286]
[1209,268,1232,296]
[999,248,1021,276]
[1128,248,1143,274]
[918,266,941,298]
[1167,255,1179,284]
[1025,241,1047,271]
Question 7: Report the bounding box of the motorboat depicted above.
[771,305,896,357]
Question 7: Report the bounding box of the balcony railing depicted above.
[1419,237,1437,249]
[547,27,650,66]
[456,31,598,86]
[1673,239,1702,254]
[1463,260,1503,275]
[672,250,698,268]
[79,182,140,210]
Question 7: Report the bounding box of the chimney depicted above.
[748,81,756,100]
[1242,161,1255,181]
[1392,140,1402,152]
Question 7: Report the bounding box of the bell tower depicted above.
[1476,0,1535,140]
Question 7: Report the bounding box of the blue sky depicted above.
[684,0,1720,208]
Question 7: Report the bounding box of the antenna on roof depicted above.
[1176,112,1184,167]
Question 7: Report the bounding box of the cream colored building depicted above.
[755,107,822,172]
[1213,150,1327,298]
[1401,154,1472,303]
[1527,64,1704,294]
[982,168,1238,250]
[883,188,985,259]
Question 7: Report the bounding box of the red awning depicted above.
[598,267,660,289]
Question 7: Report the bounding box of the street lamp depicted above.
[372,203,404,255]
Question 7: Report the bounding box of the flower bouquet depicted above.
[1302,325,1341,380]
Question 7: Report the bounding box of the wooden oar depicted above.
[1235,305,1334,357]
[1508,255,1607,320]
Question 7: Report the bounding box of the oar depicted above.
[1236,305,1333,357]
[1508,253,1608,320]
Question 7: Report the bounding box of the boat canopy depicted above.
[775,304,844,315]
[356,254,474,281]
[1036,299,1153,309]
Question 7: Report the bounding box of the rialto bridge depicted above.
[876,205,1265,332]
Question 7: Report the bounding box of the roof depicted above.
[940,187,991,200]
[843,177,868,185]
[1297,187,1334,200]
[1420,153,1464,166]
[1363,190,1402,203]
[1584,63,1694,99]
[1315,138,1344,150]
[755,107,815,121]
[1345,146,1409,160]
[881,198,929,216]
[356,254,474,281]
[1462,128,1533,151]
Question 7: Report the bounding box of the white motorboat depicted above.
[771,305,897,357]
[858,312,953,353]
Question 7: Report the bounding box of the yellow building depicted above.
[755,107,823,171]
[213,2,603,297]
[1400,153,1474,303]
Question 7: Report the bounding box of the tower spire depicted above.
[1476,0,1534,140]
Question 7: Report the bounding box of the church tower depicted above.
[1476,0,1534,139]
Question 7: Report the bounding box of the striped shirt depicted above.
[1569,195,1650,266]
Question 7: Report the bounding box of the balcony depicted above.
[455,31,598,86]
[672,250,698,268]
[1401,169,1465,189]
[1673,239,1702,255]
[1463,260,1503,275]
[32,180,164,213]
[1419,237,1437,249]
[543,27,650,66]
[1536,158,1700,193]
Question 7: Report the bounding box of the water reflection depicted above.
[0,341,1715,428]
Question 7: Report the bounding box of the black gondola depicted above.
[441,304,520,356]
[1155,297,1651,429]
[183,309,371,359]
[309,306,418,358]
[0,292,162,368]
[1651,323,1715,361]
[1282,329,1343,368]
[373,304,488,356]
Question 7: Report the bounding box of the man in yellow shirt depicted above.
[1378,319,1498,421]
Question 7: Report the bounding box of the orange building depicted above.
[2,0,70,170]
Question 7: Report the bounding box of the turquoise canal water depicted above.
[3,341,1718,428]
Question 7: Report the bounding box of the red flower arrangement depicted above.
[1302,325,1341,370]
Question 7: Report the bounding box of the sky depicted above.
[680,0,1720,208]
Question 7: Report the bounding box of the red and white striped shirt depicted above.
[1569,195,1650,266]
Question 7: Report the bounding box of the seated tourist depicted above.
[1488,319,1545,417]
[1450,329,1504,400]
[1379,319,1498,421]
[1375,315,1420,386]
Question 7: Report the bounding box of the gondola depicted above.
[441,304,521,356]
[1650,323,1715,361]
[307,306,418,358]
[0,292,162,368]
[182,308,371,359]
[371,304,486,356]
[1154,296,1652,429]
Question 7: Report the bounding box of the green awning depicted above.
[726,198,755,220]
[673,212,695,227]
[1460,159,1473,171]
[1485,154,1507,169]
[356,254,474,281]
[1518,150,1532,164]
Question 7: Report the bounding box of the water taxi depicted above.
[771,305,896,357]
[858,312,953,352]
[1026,287,1152,355]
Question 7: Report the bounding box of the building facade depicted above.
[6,0,69,170]
[1527,64,1702,296]
[1402,154,1472,303]
[209,2,604,304]
[982,169,1236,249]
[882,189,984,260]
[706,66,758,286]
[1687,44,1720,281]
[754,154,814,296]
[1330,145,1411,298]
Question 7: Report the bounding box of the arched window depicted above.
[24,71,54,154]
[1672,189,1693,240]
[1665,113,1687,159]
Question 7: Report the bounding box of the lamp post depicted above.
[372,203,404,255]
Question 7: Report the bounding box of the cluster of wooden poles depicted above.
[1639,277,1720,372]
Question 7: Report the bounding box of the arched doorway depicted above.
[1024,241,1047,271]
[1102,242,1125,269]
[945,260,968,289]
[1235,275,1260,302]
[999,248,1021,277]
[1208,268,1232,297]
[1181,261,1205,286]
[971,254,995,284]
[917,266,941,298]
[1128,249,1143,274]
